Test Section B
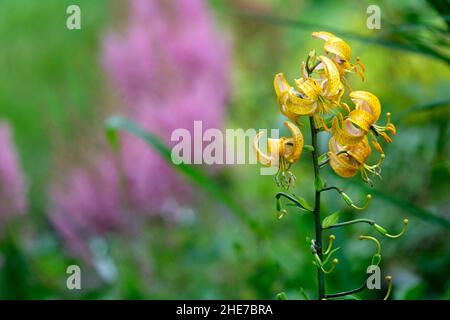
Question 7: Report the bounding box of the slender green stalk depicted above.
[319,186,342,193]
[309,117,325,299]
[325,281,367,299]
[323,218,375,230]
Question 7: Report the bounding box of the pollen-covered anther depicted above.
[371,112,396,143]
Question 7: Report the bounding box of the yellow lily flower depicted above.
[254,121,304,189]
[253,121,304,167]
[331,91,395,152]
[328,136,384,184]
[312,31,365,81]
[274,73,316,122]
[274,55,344,119]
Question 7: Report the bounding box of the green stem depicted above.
[319,186,342,193]
[310,116,325,299]
[323,219,375,230]
[324,281,367,299]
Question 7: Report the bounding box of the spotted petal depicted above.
[318,56,341,96]
[347,109,373,132]
[283,121,304,163]
[253,132,278,167]
[332,116,366,146]
[350,91,381,123]
[312,31,351,62]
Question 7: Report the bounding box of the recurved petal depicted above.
[326,82,345,106]
[279,102,301,122]
[346,137,371,165]
[328,136,345,154]
[283,121,304,163]
[295,77,321,100]
[312,31,336,41]
[253,132,278,167]
[325,37,351,62]
[332,116,366,146]
[274,73,291,97]
[350,91,381,122]
[287,100,318,116]
[347,109,373,132]
[318,56,341,97]
[312,31,351,62]
[328,151,360,178]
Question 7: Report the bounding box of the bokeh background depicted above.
[0,0,448,299]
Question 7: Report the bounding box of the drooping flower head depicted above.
[254,121,304,189]
[332,91,396,154]
[328,136,384,184]
[312,31,366,82]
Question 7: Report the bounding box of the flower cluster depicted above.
[254,31,396,186]
[253,31,407,300]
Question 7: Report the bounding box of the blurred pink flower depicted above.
[103,0,230,121]
[51,0,231,259]
[0,122,27,224]
[51,157,126,260]
[102,0,230,212]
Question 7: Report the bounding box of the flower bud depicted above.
[374,223,388,235]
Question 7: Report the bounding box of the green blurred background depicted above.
[0,0,448,299]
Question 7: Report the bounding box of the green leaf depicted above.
[322,211,340,229]
[318,153,328,163]
[303,144,314,152]
[105,116,266,237]
[314,176,323,191]
[292,194,313,212]
[276,292,287,300]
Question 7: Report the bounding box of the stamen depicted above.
[320,116,331,132]
[356,57,366,71]
[379,131,393,143]
[341,102,351,113]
